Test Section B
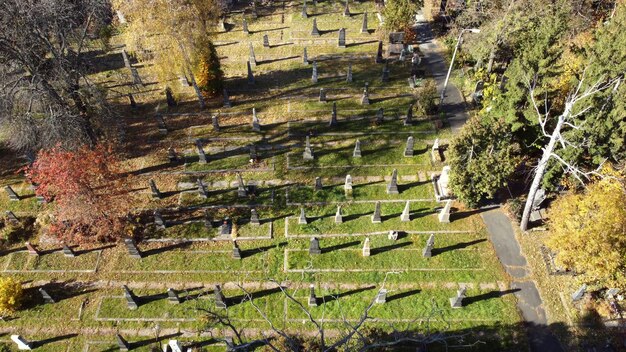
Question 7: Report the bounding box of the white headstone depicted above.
[438,200,452,223]
[438,166,451,198]
[10,335,32,350]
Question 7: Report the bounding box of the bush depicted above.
[195,39,224,99]
[0,276,23,315]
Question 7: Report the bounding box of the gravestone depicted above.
[319,88,327,102]
[361,86,370,105]
[404,136,414,157]
[62,244,75,257]
[10,335,32,350]
[436,166,452,199]
[218,17,226,31]
[249,43,256,66]
[156,115,168,134]
[123,285,139,310]
[423,234,434,258]
[572,284,587,302]
[375,289,387,304]
[131,67,143,86]
[237,173,248,197]
[400,201,411,222]
[309,237,322,255]
[242,19,249,34]
[303,136,314,160]
[302,0,308,18]
[353,140,362,158]
[215,285,228,309]
[329,102,337,126]
[149,179,162,199]
[343,0,350,16]
[250,208,260,226]
[247,143,256,160]
[375,41,384,63]
[314,177,323,191]
[376,108,384,123]
[124,238,142,259]
[361,12,368,34]
[203,210,213,229]
[252,108,261,132]
[263,34,270,48]
[121,49,132,70]
[116,334,130,351]
[311,19,320,36]
[298,208,308,224]
[39,287,55,304]
[196,140,208,164]
[167,288,180,304]
[404,104,413,125]
[5,210,18,224]
[221,219,232,235]
[388,230,398,241]
[344,174,353,192]
[197,178,208,198]
[431,138,440,161]
[472,80,484,104]
[438,200,452,223]
[5,186,19,201]
[408,76,416,89]
[338,28,346,48]
[247,61,255,85]
[399,49,406,61]
[165,87,176,107]
[387,169,399,194]
[530,188,547,222]
[303,47,309,64]
[346,63,353,82]
[212,114,221,131]
[223,89,232,108]
[167,147,178,163]
[450,287,466,308]
[128,93,137,109]
[250,0,258,18]
[371,202,382,223]
[334,205,343,224]
[311,61,318,83]
[25,242,39,256]
[308,284,317,306]
[154,210,166,229]
[232,241,242,259]
[381,62,389,82]
[167,340,183,352]
[362,237,371,257]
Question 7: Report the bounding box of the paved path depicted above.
[481,209,564,352]
[415,11,469,133]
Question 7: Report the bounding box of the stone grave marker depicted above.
[319,88,327,102]
[362,237,371,257]
[121,49,132,70]
[221,218,233,235]
[298,208,308,224]
[381,62,390,82]
[10,335,32,350]
[247,143,256,160]
[388,230,398,241]
[308,284,317,306]
[375,41,384,63]
[353,139,362,158]
[423,234,434,258]
[376,108,384,123]
[149,179,162,199]
[371,201,382,223]
[197,179,208,198]
[361,12,368,34]
[167,340,183,352]
[438,200,452,223]
[249,43,256,66]
[252,108,261,132]
[436,166,452,200]
[196,140,208,164]
[204,210,213,229]
[62,244,75,257]
[404,136,414,157]
[399,49,406,61]
[344,174,353,192]
[334,205,343,224]
[472,80,484,104]
[346,63,353,82]
[250,208,260,225]
[123,285,139,310]
[247,61,255,85]
[311,61,318,83]
[375,289,387,304]
[343,0,350,16]
[338,28,346,48]
[302,0,308,18]
[124,238,142,258]
[156,115,168,134]
[263,34,270,48]
[232,241,242,259]
[212,114,221,131]
[311,19,320,36]
[223,89,232,108]
[309,237,322,255]
[116,334,130,351]
[387,169,399,194]
[330,102,338,126]
[250,0,258,18]
[242,19,249,34]
[5,186,20,201]
[25,242,39,256]
[218,17,226,31]
[361,86,370,105]
[5,210,18,224]
[572,284,587,302]
[400,201,411,222]
[154,210,166,229]
[237,173,248,197]
[314,177,323,191]
[167,147,178,163]
[128,93,137,109]
[215,285,228,309]
[450,287,466,308]
[404,104,413,125]
[408,76,416,89]
[164,87,176,107]
[39,287,55,304]
[431,138,440,161]
[167,288,180,304]
[303,136,314,160]
[303,47,309,64]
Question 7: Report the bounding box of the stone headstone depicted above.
[10,335,32,350]
[249,43,256,66]
[263,34,270,48]
[5,186,19,201]
[314,177,323,191]
[353,140,362,158]
[404,136,414,157]
[302,47,309,65]
[375,41,384,63]
[250,0,258,18]
[361,12,368,34]
[334,205,343,224]
[319,88,326,102]
[116,334,130,351]
[572,284,587,302]
[123,285,139,310]
[154,211,165,229]
[25,242,39,256]
[298,208,308,224]
[247,61,255,85]
[308,284,317,306]
[343,0,350,16]
[242,19,249,34]
[408,76,416,89]
[450,287,466,308]
[215,285,227,309]
[149,179,162,199]
[167,340,183,352]
[375,289,387,304]
[167,147,178,163]
[309,237,322,255]
[250,208,260,226]
[156,115,168,134]
[344,174,353,191]
[165,87,176,106]
[311,61,318,83]
[237,173,247,197]
[212,114,221,132]
[221,219,232,235]
[121,49,132,69]
[167,288,180,304]
[381,62,390,82]
[124,238,142,259]
[387,169,399,194]
[218,17,226,31]
[232,241,242,259]
[400,201,411,222]
[203,210,213,229]
[431,138,440,161]
[388,230,398,241]
[361,86,370,105]
[362,237,371,257]
[62,244,75,257]
[196,140,208,164]
[371,202,382,223]
[252,108,261,132]
[376,108,384,123]
[438,200,452,223]
[302,0,308,18]
[436,166,451,199]
[222,89,232,108]
[303,136,314,160]
[338,28,346,48]
[404,104,413,125]
[197,179,208,198]
[39,287,55,304]
[128,93,137,109]
[311,19,320,36]
[330,102,338,126]
[346,63,353,82]
[472,80,484,104]
[399,49,406,61]
[423,234,434,258]
[5,210,19,224]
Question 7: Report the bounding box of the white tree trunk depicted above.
[187,65,206,109]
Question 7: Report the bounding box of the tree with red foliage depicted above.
[23,145,133,243]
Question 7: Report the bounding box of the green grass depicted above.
[4,251,100,272]
[287,179,434,203]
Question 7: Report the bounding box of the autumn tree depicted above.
[195,39,224,99]
[383,0,423,32]
[0,276,23,316]
[546,168,626,289]
[24,145,134,243]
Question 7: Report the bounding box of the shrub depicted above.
[0,276,23,315]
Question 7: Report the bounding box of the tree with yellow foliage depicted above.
[0,276,22,316]
[547,167,626,289]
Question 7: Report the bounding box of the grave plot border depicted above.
[286,154,430,170]
[285,185,435,205]
[2,250,103,273]
[143,221,273,242]
[287,120,435,137]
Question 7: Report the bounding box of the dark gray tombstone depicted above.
[404,104,413,126]
[212,114,221,131]
[361,12,368,34]
[220,219,232,235]
[303,136,314,160]
[302,0,308,18]
[309,237,322,255]
[39,287,55,304]
[387,169,399,194]
[250,208,260,226]
[247,61,255,85]
[343,0,350,16]
[131,67,143,87]
[303,47,309,64]
[371,201,382,223]
[346,63,353,82]
[167,288,180,304]
[362,237,371,256]
[197,179,208,198]
[25,242,39,256]
[334,205,343,224]
[250,0,258,18]
[249,43,256,66]
[222,89,232,109]
[263,34,270,48]
[376,108,384,123]
[375,289,387,304]
[5,186,19,201]
[308,285,317,306]
[319,88,326,102]
[156,114,168,134]
[123,285,139,310]
[314,177,323,191]
[298,208,308,224]
[311,19,320,36]
[450,287,466,308]
[404,136,414,157]
[252,108,261,132]
[154,210,166,229]
[237,173,247,197]
[400,201,411,222]
[203,210,213,229]
[311,61,318,83]
[242,18,249,34]
[167,147,178,163]
[215,285,228,309]
[375,41,384,63]
[121,49,132,70]
[249,144,258,160]
[361,86,369,105]
[128,93,137,109]
[572,284,587,302]
[5,210,18,224]
[116,334,130,351]
[62,244,75,257]
[124,238,142,259]
[232,241,242,259]
[165,87,176,107]
[149,179,161,199]
[353,140,362,158]
[381,62,390,82]
[423,234,434,258]
[408,76,416,89]
[196,140,208,164]
[338,28,346,48]
[329,102,337,126]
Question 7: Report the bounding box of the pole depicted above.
[440,30,465,106]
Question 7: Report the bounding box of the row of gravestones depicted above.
[3,185,45,203]
[149,173,251,199]
[303,134,416,161]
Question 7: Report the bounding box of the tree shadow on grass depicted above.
[370,241,412,256]
[431,239,486,257]
[322,240,360,253]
